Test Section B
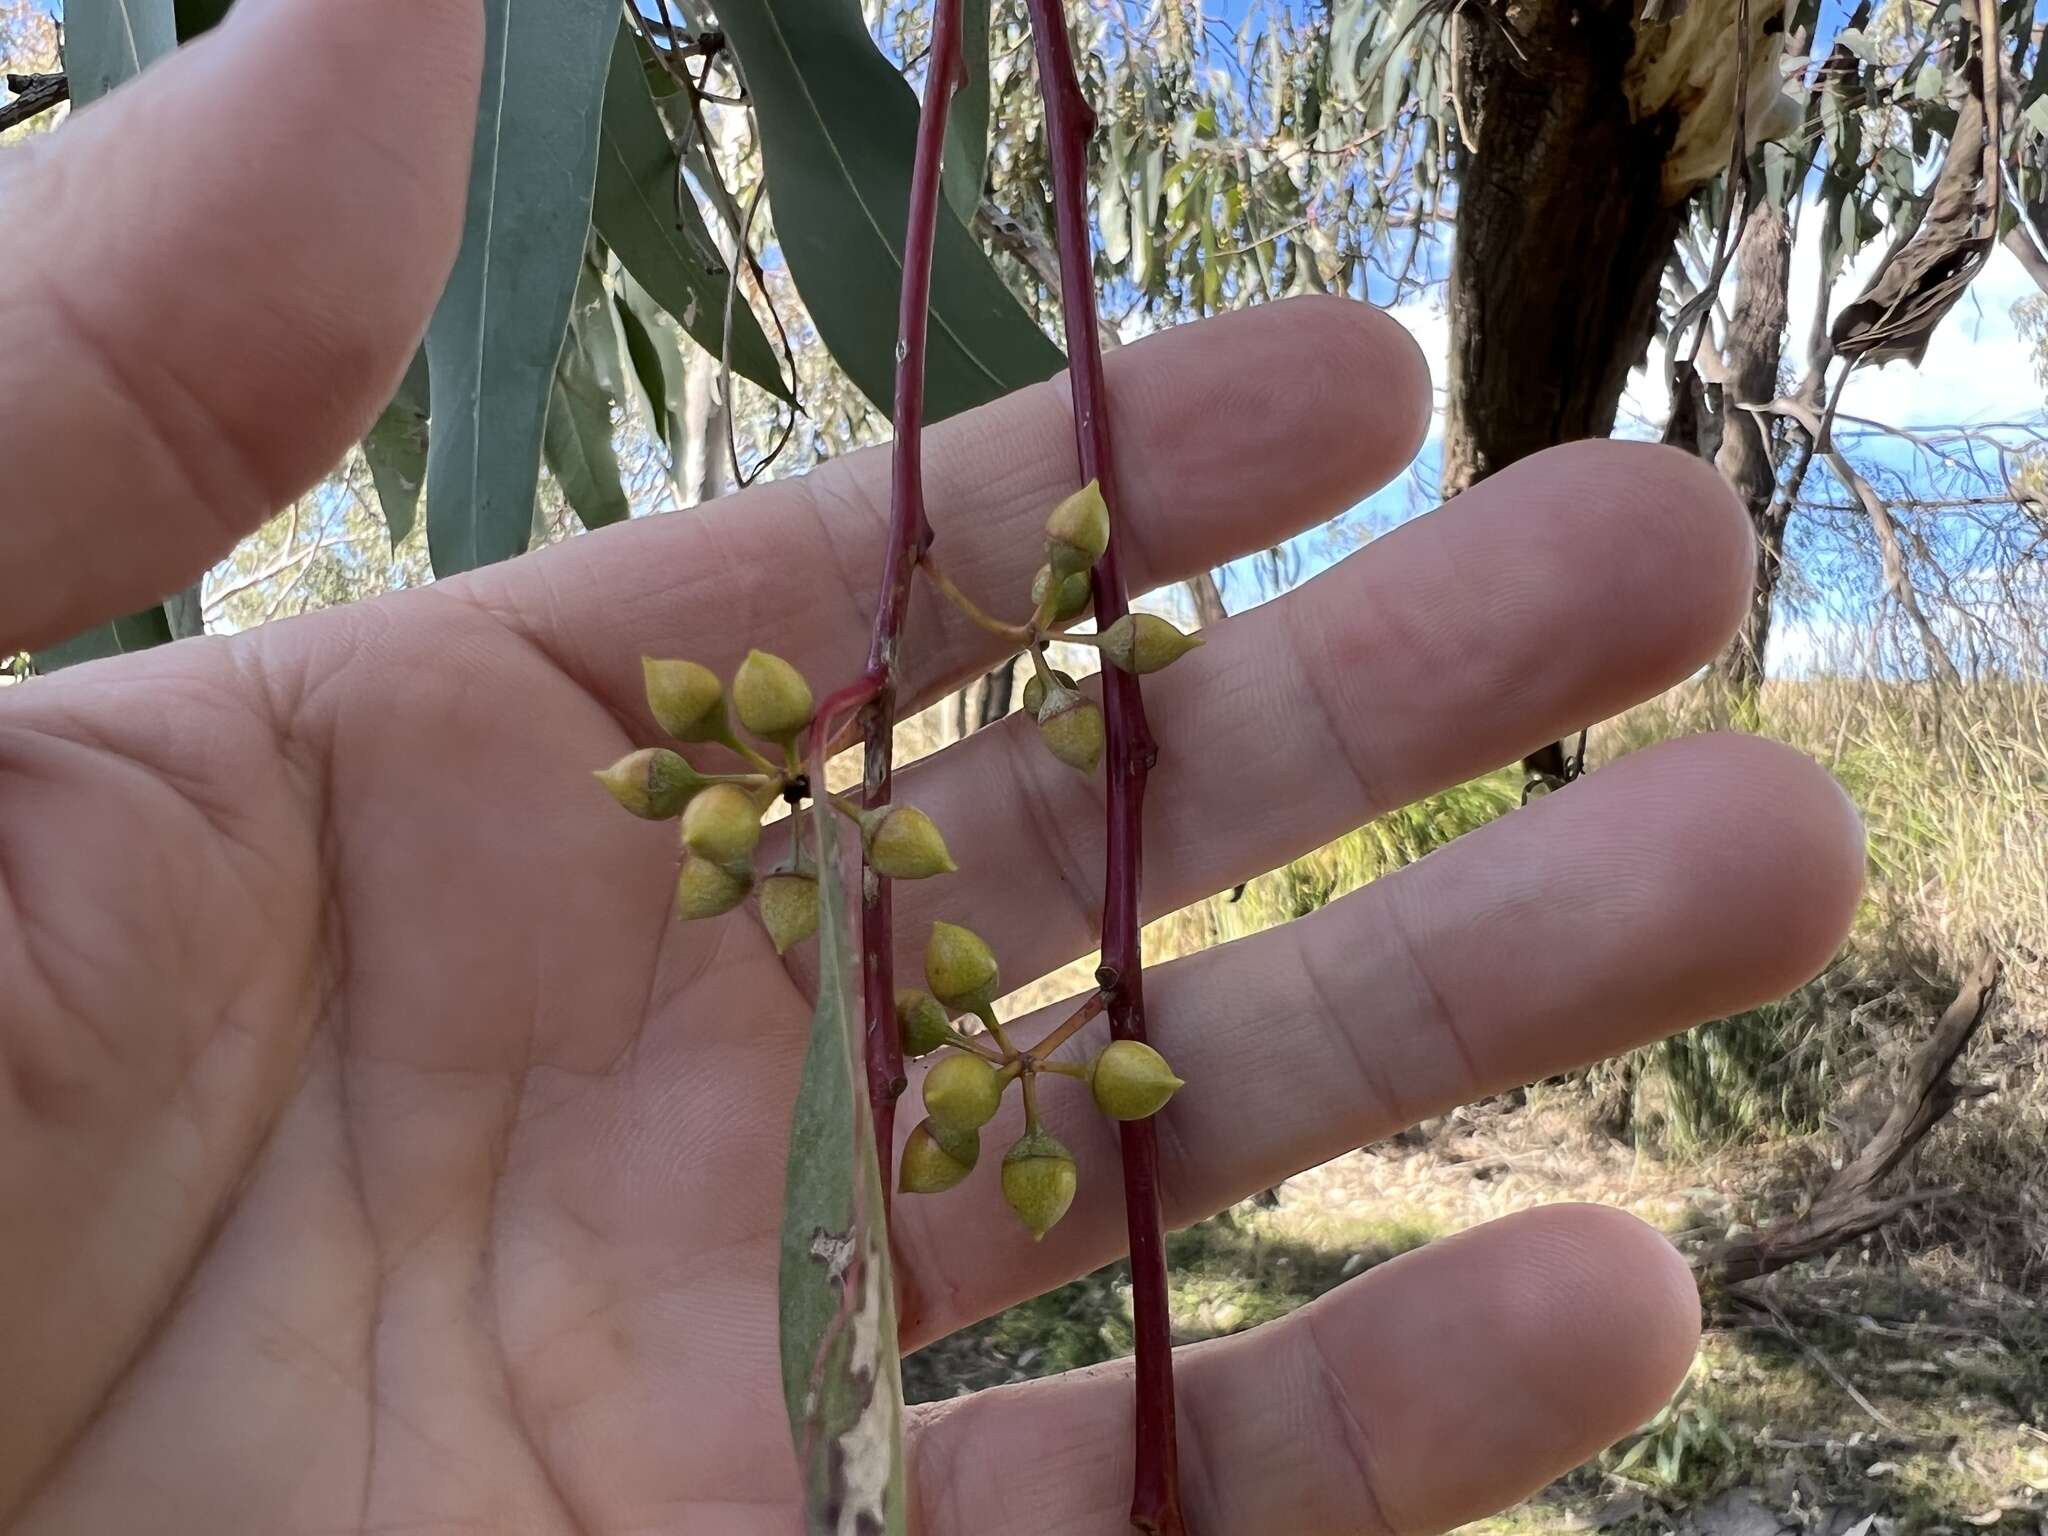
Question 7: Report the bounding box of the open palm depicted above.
[0,4,1865,1532]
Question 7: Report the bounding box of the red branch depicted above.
[856,0,963,1206]
[1026,3,1183,1531]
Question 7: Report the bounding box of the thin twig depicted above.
[0,71,67,133]
[1025,1,1182,1529]
[848,0,964,1206]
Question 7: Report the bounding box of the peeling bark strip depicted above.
[1700,953,2004,1289]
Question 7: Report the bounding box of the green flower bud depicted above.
[1089,1040,1186,1121]
[1032,565,1093,624]
[594,747,703,820]
[676,855,751,920]
[1045,481,1110,578]
[899,1118,980,1194]
[1036,687,1104,775]
[861,805,959,880]
[1096,613,1204,676]
[642,658,729,743]
[681,783,764,866]
[1020,667,1079,720]
[757,870,819,955]
[896,989,954,1059]
[1001,1127,1078,1240]
[732,649,815,743]
[925,921,1000,1012]
[923,1052,1004,1133]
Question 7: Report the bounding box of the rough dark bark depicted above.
[1699,952,2002,1289]
[1710,199,1793,702]
[1442,2,1685,498]
[973,654,1016,729]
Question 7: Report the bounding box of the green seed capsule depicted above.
[896,990,954,1059]
[681,783,763,866]
[643,658,729,744]
[731,649,815,743]
[1096,613,1204,676]
[594,747,703,820]
[899,1118,980,1194]
[1045,481,1110,578]
[1036,687,1104,775]
[1032,565,1093,624]
[862,805,958,880]
[1020,667,1080,720]
[1002,1127,1078,1240]
[923,1052,1004,1133]
[757,870,819,954]
[1089,1040,1186,1121]
[676,856,751,920]
[925,921,1001,1012]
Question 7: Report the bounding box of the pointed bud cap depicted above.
[1032,564,1093,624]
[731,649,815,743]
[681,782,764,866]
[896,989,954,1059]
[676,856,752,920]
[923,1052,1004,1133]
[757,870,820,954]
[925,921,1000,1012]
[861,805,958,880]
[642,658,729,743]
[1044,481,1110,578]
[1001,1127,1078,1240]
[899,1118,980,1194]
[1020,667,1080,720]
[1097,613,1204,676]
[594,748,703,820]
[1036,687,1104,775]
[1089,1040,1186,1121]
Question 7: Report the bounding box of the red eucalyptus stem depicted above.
[1025,3,1183,1531]
[858,0,964,1205]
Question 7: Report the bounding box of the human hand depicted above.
[0,3,1863,1530]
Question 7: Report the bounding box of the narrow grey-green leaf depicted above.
[718,0,1065,423]
[614,276,693,497]
[544,270,632,532]
[592,19,791,400]
[63,0,177,105]
[424,0,617,576]
[362,349,430,547]
[31,604,173,674]
[778,805,907,1536]
[941,0,992,225]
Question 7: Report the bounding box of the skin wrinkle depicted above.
[1298,1304,1398,1536]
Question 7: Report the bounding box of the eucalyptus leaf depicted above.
[717,0,1065,422]
[62,0,177,105]
[425,0,617,576]
[362,349,430,547]
[544,266,632,532]
[614,275,693,499]
[778,805,907,1536]
[31,604,174,675]
[941,0,993,224]
[592,19,791,400]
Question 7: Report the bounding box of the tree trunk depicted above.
[1185,571,1227,628]
[681,346,728,507]
[975,655,1017,728]
[1442,1,1686,498]
[1710,198,1794,704]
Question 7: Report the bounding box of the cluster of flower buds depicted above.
[593,649,957,953]
[894,919,1184,1240]
[919,480,1204,777]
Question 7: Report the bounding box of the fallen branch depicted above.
[1699,952,2002,1288]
